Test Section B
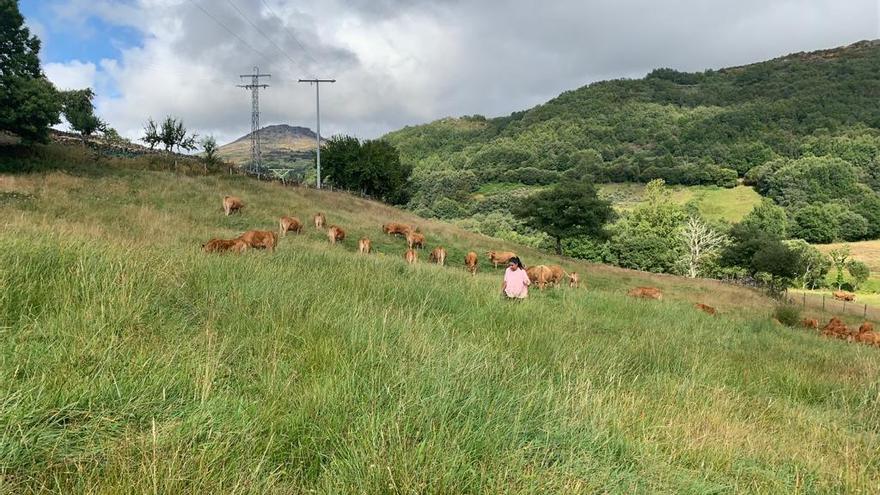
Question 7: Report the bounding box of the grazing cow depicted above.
[856,322,880,346]
[568,272,581,289]
[801,318,820,330]
[487,251,517,268]
[222,196,244,216]
[314,213,326,229]
[465,251,478,276]
[383,222,412,236]
[429,246,447,266]
[859,322,874,333]
[237,230,277,252]
[327,225,345,244]
[279,216,303,236]
[547,265,565,287]
[406,231,425,249]
[694,303,716,316]
[833,290,855,302]
[627,287,663,300]
[526,265,552,290]
[202,238,248,254]
[358,237,372,254]
[405,248,418,264]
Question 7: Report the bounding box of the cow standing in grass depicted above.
[279,216,303,236]
[407,231,425,249]
[358,238,372,254]
[487,251,517,268]
[202,238,248,254]
[328,225,345,244]
[314,213,326,229]
[237,230,277,252]
[465,251,478,276]
[223,196,244,216]
[429,246,447,266]
[405,248,418,264]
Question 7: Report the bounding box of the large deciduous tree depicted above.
[514,178,613,255]
[61,89,104,144]
[680,216,728,278]
[0,0,61,142]
[321,135,412,204]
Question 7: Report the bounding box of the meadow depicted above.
[1,145,879,493]
[599,184,762,223]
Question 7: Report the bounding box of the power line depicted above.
[222,0,307,73]
[258,0,318,67]
[186,0,271,62]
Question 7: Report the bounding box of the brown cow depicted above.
[222,196,244,216]
[358,238,372,254]
[568,272,581,289]
[547,265,566,287]
[237,230,277,252]
[202,238,248,254]
[314,213,326,229]
[465,251,478,276]
[327,225,345,244]
[821,317,851,340]
[694,303,716,316]
[405,248,418,264]
[406,231,425,249]
[279,216,303,236]
[801,318,819,330]
[856,322,880,346]
[429,246,447,266]
[833,290,855,302]
[627,287,663,300]
[487,251,517,268]
[383,222,412,236]
[526,265,552,290]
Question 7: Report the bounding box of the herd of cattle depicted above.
[803,317,880,347]
[204,196,584,286]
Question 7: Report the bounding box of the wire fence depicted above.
[786,290,880,321]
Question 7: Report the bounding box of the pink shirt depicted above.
[504,267,530,298]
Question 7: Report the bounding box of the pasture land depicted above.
[599,183,762,223]
[1,145,879,493]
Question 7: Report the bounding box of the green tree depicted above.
[61,89,104,144]
[321,136,412,204]
[201,135,218,163]
[142,118,160,150]
[607,179,687,273]
[155,116,197,153]
[739,199,788,238]
[791,204,838,243]
[0,0,61,142]
[847,260,870,291]
[751,241,801,297]
[783,239,831,290]
[514,178,613,255]
[828,246,851,290]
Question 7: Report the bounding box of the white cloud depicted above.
[43,0,880,144]
[44,60,98,90]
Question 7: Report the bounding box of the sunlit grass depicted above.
[1,146,878,493]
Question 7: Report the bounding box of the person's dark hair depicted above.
[509,257,525,269]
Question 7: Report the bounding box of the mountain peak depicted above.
[218,123,323,165]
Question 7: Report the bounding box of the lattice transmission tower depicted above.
[238,67,271,174]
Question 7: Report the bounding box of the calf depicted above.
[568,272,580,289]
[429,246,447,266]
[405,248,418,264]
[237,230,277,252]
[383,222,411,236]
[406,231,425,249]
[465,251,478,276]
[327,225,345,244]
[358,237,372,254]
[279,216,303,236]
[801,318,819,330]
[694,303,716,316]
[314,213,326,229]
[222,196,244,216]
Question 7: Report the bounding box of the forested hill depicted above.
[384,39,880,242]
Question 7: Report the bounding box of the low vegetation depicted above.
[1,144,879,492]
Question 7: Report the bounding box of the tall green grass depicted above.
[1,148,879,492]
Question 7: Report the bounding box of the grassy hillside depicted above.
[385,40,880,248]
[1,145,879,493]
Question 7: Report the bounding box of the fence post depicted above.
[864,304,868,319]
[822,295,825,311]
[843,300,847,313]
[803,292,806,308]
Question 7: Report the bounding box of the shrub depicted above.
[774,304,802,327]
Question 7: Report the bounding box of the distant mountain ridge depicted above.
[217,124,323,166]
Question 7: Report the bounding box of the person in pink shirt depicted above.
[501,257,531,299]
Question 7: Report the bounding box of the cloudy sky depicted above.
[20,0,880,145]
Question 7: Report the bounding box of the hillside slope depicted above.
[1,145,879,493]
[385,40,880,235]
